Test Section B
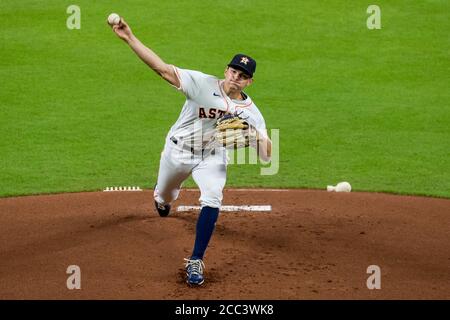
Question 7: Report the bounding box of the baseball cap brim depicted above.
[227,64,253,77]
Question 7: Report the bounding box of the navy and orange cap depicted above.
[227,54,256,77]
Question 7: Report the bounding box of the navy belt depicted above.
[170,137,215,155]
[170,137,201,154]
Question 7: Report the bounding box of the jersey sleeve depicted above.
[247,105,268,139]
[255,118,268,139]
[170,65,206,99]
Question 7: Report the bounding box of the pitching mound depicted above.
[0,189,448,299]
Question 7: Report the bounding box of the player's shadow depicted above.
[169,211,289,253]
[0,212,150,262]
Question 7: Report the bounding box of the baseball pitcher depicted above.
[110,17,272,286]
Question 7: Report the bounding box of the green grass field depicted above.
[1,1,449,198]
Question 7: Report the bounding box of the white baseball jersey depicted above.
[155,65,268,208]
[166,66,268,151]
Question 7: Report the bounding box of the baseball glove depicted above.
[214,112,258,149]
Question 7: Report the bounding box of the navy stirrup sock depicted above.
[191,206,219,260]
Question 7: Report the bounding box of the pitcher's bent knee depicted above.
[199,190,223,209]
[154,186,180,205]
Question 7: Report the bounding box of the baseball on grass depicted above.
[107,13,121,26]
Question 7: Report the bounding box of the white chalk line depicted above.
[182,188,289,192]
[103,188,289,192]
[177,205,272,212]
[102,187,289,193]
[103,186,142,192]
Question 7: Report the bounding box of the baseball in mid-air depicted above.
[327,181,352,192]
[107,13,121,26]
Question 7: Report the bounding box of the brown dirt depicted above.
[0,189,449,299]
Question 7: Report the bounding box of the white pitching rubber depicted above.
[177,205,272,212]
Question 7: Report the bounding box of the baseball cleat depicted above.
[184,258,205,286]
[154,201,171,217]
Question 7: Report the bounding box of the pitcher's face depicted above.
[224,67,253,91]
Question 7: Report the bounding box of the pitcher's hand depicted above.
[112,18,134,43]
